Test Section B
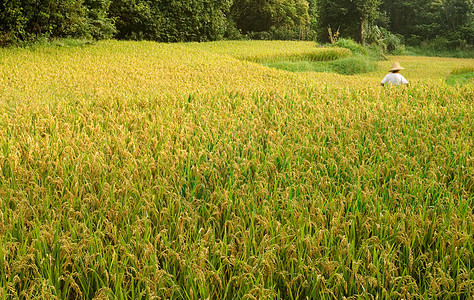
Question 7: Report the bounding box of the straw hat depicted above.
[389,62,404,72]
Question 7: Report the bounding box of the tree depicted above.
[380,0,473,46]
[307,0,318,34]
[1,0,114,45]
[0,0,27,44]
[317,0,381,44]
[84,0,115,40]
[437,0,473,46]
[353,0,381,45]
[109,0,231,42]
[230,0,310,37]
[160,0,232,42]
[316,0,357,42]
[108,0,159,40]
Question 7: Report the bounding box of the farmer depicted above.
[381,62,409,86]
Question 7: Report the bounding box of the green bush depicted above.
[333,38,367,55]
[0,0,114,46]
[231,0,310,35]
[330,56,376,75]
[332,38,387,61]
[367,26,405,54]
[404,44,474,58]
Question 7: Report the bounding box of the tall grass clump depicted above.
[446,66,474,85]
[404,41,474,58]
[245,39,380,75]
[239,47,350,63]
[333,38,388,61]
[333,38,367,55]
[330,56,377,75]
[296,47,351,62]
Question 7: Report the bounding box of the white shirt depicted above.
[381,73,408,86]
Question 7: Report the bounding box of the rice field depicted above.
[0,40,473,299]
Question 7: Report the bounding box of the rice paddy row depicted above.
[0,40,473,299]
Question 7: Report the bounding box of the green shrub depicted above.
[333,38,367,55]
[330,56,376,75]
[367,26,405,55]
[404,45,474,58]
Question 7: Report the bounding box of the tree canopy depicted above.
[1,0,473,48]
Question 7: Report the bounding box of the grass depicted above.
[184,40,350,61]
[186,40,354,74]
[330,56,377,75]
[262,60,334,73]
[404,45,474,59]
[446,66,474,86]
[0,40,473,299]
[198,39,381,76]
[446,72,474,86]
[260,56,376,75]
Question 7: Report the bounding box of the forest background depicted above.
[1,0,473,54]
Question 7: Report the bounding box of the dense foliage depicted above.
[381,0,474,48]
[1,0,473,47]
[109,0,232,42]
[230,0,310,39]
[0,0,115,45]
[316,0,381,45]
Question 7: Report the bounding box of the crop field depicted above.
[0,40,473,299]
